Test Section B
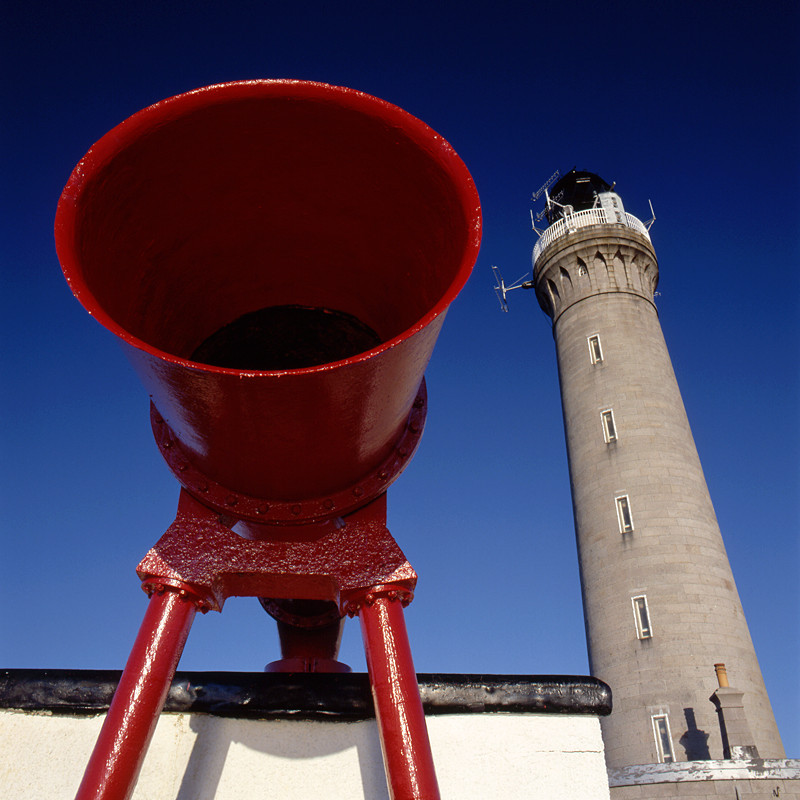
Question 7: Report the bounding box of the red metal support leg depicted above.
[359,592,440,800]
[75,588,198,800]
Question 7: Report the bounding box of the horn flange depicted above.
[150,382,427,525]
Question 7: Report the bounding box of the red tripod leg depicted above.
[75,588,198,800]
[359,592,440,800]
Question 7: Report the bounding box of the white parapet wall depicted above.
[0,671,612,800]
[1,709,608,799]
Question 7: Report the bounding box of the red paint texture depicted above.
[55,80,481,515]
[74,590,196,800]
[56,80,480,800]
[360,594,441,800]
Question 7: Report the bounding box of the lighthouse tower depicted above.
[531,171,785,788]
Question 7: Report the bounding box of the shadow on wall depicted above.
[175,715,390,800]
[680,707,711,760]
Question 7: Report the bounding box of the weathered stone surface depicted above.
[533,222,785,774]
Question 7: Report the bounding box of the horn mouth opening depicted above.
[190,304,382,371]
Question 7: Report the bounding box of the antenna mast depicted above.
[530,169,561,234]
[493,169,564,312]
[492,266,533,312]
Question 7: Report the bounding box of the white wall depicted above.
[1,709,609,799]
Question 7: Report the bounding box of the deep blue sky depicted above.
[2,1,798,756]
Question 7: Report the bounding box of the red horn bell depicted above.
[56,80,481,800]
[55,80,481,521]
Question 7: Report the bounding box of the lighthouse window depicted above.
[632,595,652,638]
[588,335,603,364]
[616,494,634,533]
[652,714,674,763]
[601,409,617,443]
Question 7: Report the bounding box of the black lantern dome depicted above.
[546,170,614,224]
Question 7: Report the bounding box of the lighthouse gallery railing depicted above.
[534,208,651,263]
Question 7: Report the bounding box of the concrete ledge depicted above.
[609,758,800,786]
[0,669,611,719]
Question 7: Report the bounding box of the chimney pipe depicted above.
[710,664,759,760]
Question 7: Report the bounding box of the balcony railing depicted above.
[533,208,651,264]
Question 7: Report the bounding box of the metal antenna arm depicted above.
[532,169,560,201]
[644,198,657,230]
[492,266,533,312]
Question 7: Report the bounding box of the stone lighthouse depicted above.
[530,170,788,795]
